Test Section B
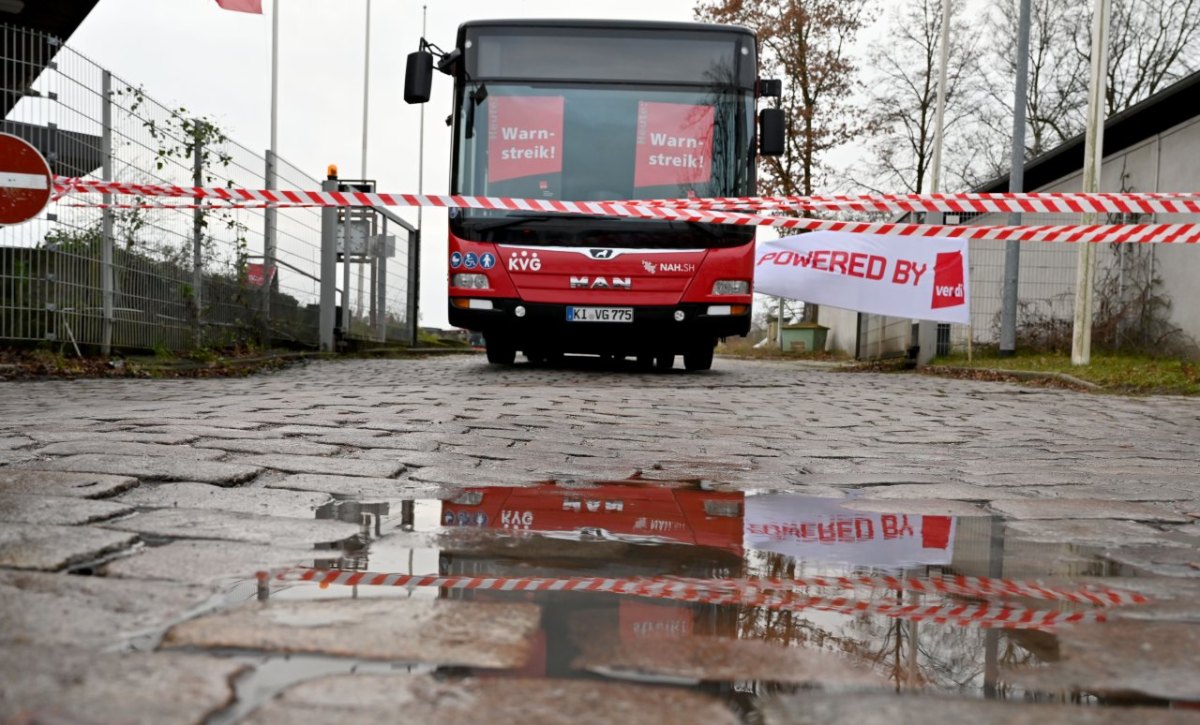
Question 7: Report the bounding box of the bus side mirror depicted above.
[759,108,785,156]
[404,51,434,104]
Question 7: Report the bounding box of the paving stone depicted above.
[1009,621,1200,702]
[0,524,138,571]
[760,693,1194,725]
[191,437,341,456]
[0,469,138,498]
[266,473,443,499]
[839,498,990,517]
[117,481,330,518]
[0,570,214,649]
[308,431,445,449]
[164,598,540,666]
[857,482,1031,501]
[0,646,245,725]
[989,499,1191,523]
[24,429,199,445]
[0,435,33,450]
[270,424,367,436]
[32,440,228,459]
[1006,519,1172,546]
[0,450,35,465]
[224,454,402,478]
[28,454,261,485]
[572,631,885,687]
[246,673,737,725]
[0,493,133,525]
[103,540,314,583]
[348,448,450,468]
[102,508,361,548]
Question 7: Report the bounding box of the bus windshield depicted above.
[450,25,756,248]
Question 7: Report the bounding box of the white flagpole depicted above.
[361,0,371,177]
[270,0,279,168]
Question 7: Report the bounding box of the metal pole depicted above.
[379,227,389,342]
[919,0,953,365]
[407,229,420,345]
[777,297,784,350]
[319,174,338,351]
[100,70,114,356]
[262,150,276,338]
[370,217,380,337]
[1072,0,1110,366]
[928,0,952,197]
[270,0,279,161]
[362,0,371,178]
[342,209,352,335]
[982,515,1005,698]
[1000,0,1033,357]
[192,120,204,347]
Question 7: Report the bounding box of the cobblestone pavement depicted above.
[1,354,1198,723]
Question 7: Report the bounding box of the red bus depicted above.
[406,20,783,370]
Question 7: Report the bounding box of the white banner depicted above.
[755,231,970,324]
[744,495,956,571]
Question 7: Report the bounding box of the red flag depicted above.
[215,0,263,13]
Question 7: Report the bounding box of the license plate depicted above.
[566,306,633,323]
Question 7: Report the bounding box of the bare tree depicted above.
[975,0,1200,177]
[1091,0,1200,114]
[696,0,873,196]
[985,0,1090,157]
[857,0,984,193]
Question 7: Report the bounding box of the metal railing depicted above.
[1,23,417,354]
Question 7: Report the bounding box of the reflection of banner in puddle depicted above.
[260,568,1148,632]
[743,495,956,571]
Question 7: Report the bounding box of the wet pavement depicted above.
[0,354,1198,723]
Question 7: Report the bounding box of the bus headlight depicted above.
[712,280,749,295]
[453,273,489,289]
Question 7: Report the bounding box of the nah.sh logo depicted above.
[931,251,966,308]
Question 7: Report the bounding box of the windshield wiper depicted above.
[474,213,551,233]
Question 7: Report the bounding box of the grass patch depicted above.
[930,350,1200,395]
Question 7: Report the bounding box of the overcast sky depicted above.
[68,0,706,328]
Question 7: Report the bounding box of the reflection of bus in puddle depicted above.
[433,482,1080,700]
[439,481,746,679]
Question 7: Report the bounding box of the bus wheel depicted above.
[683,342,714,371]
[636,353,654,371]
[485,338,516,365]
[655,353,674,371]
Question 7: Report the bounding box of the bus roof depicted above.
[457,18,754,39]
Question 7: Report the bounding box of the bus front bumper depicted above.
[449,299,750,353]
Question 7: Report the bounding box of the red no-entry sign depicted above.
[0,132,53,225]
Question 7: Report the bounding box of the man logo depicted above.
[570,276,631,289]
[588,248,616,260]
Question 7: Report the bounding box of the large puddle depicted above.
[204,479,1173,722]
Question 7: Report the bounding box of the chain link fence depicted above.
[1,23,417,354]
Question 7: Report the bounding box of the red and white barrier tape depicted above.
[51,177,1200,245]
[259,568,1145,630]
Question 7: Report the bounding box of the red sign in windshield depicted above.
[634,101,714,188]
[487,95,564,183]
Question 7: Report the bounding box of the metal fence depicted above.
[1,23,417,354]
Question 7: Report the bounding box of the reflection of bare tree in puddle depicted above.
[734,549,1054,697]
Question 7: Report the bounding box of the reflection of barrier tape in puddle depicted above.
[51,177,1200,245]
[259,568,1146,631]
